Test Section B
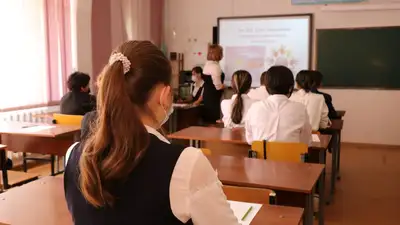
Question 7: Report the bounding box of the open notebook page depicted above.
[312,134,320,142]
[21,125,55,132]
[228,200,262,225]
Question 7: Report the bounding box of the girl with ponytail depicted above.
[64,41,239,225]
[221,70,255,128]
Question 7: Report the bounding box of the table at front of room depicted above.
[0,121,80,189]
[207,154,325,225]
[0,176,304,225]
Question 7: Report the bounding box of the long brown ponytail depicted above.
[231,70,252,124]
[79,41,172,207]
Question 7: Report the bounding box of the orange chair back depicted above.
[53,114,83,126]
[251,141,308,163]
[222,185,274,204]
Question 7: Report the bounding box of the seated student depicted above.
[247,71,269,101]
[311,70,337,119]
[290,70,330,131]
[245,66,312,145]
[221,70,255,128]
[182,66,204,106]
[64,41,239,225]
[60,72,96,115]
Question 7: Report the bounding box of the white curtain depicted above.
[0,0,48,110]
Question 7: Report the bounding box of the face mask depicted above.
[159,87,174,126]
[192,75,198,82]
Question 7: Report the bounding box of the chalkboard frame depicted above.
[217,13,314,73]
[316,26,400,90]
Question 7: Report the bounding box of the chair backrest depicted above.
[201,148,212,155]
[251,141,308,162]
[53,114,83,126]
[222,185,273,205]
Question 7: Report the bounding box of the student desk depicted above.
[164,104,201,133]
[335,110,346,119]
[0,122,80,189]
[207,155,325,225]
[168,126,331,158]
[0,177,304,225]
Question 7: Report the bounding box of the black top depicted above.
[311,89,337,119]
[191,85,204,102]
[64,134,193,225]
[80,111,97,141]
[201,73,225,123]
[60,91,96,115]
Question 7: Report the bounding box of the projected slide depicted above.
[219,15,312,87]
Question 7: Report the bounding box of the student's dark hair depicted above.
[231,70,252,124]
[79,40,172,208]
[295,70,314,93]
[311,70,323,88]
[265,66,294,95]
[67,72,90,91]
[192,66,203,75]
[260,71,268,86]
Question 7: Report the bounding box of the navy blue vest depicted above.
[64,134,194,225]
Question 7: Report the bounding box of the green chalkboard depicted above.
[316,27,400,89]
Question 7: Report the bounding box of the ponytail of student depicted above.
[231,70,252,124]
[79,41,172,208]
[295,70,313,92]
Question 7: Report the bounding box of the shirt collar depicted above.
[144,125,170,144]
[195,80,204,87]
[267,94,289,101]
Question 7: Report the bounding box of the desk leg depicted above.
[189,140,200,148]
[336,130,342,180]
[318,166,325,225]
[329,133,338,203]
[304,189,315,225]
[50,155,55,176]
[0,150,9,190]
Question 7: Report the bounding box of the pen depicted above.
[241,206,253,221]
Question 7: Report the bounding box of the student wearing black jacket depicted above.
[60,72,96,115]
[311,71,338,119]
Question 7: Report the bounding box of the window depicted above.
[0,0,71,111]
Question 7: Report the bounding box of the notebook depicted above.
[21,125,55,132]
[228,200,262,225]
[312,134,320,142]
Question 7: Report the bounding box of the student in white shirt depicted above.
[290,70,330,131]
[64,40,239,225]
[182,66,204,106]
[201,44,225,124]
[221,70,255,128]
[245,66,312,145]
[247,71,269,101]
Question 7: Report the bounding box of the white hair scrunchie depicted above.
[108,52,131,74]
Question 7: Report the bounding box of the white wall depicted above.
[165,0,400,145]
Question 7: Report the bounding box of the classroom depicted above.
[1,0,400,225]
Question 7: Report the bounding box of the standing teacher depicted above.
[201,44,225,124]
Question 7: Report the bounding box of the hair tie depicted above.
[108,52,131,74]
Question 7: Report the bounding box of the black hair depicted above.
[295,70,314,93]
[67,72,91,91]
[231,70,252,124]
[311,70,323,88]
[192,66,203,75]
[260,71,268,86]
[265,66,294,95]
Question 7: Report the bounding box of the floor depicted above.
[9,144,400,225]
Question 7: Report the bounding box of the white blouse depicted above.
[203,60,223,90]
[192,80,204,97]
[65,126,239,225]
[245,94,312,145]
[221,94,256,128]
[290,89,330,131]
[247,86,269,101]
